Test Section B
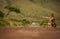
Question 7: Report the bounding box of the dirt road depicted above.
[0,27,60,39]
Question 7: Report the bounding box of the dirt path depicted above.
[0,27,60,39]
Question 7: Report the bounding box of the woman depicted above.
[42,13,56,28]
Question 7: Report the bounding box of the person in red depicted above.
[42,13,56,28]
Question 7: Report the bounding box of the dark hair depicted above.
[51,13,54,17]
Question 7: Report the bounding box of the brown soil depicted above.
[0,27,60,39]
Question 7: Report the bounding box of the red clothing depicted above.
[48,17,56,27]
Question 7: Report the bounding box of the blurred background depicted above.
[0,0,60,27]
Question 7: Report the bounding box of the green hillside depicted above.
[0,0,60,26]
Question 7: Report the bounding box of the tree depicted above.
[5,5,21,17]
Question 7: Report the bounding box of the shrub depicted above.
[0,11,4,18]
[10,19,31,26]
[20,19,31,26]
[0,18,10,27]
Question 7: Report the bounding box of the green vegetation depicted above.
[10,19,31,27]
[0,11,4,18]
[0,18,10,27]
[0,0,60,27]
[5,5,20,17]
[0,5,21,27]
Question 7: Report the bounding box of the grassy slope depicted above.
[0,0,60,26]
[0,0,60,19]
[10,0,60,20]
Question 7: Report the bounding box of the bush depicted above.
[5,5,20,13]
[0,11,4,18]
[0,18,10,27]
[10,19,31,26]
[39,19,48,26]
[20,19,31,26]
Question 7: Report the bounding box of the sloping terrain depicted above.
[0,0,60,20]
[0,0,60,26]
